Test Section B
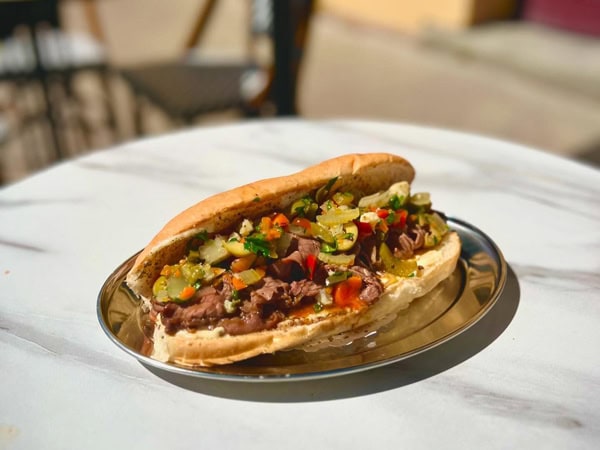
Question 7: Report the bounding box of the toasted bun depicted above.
[150,232,460,367]
[126,153,415,299]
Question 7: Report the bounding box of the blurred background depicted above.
[1,0,599,185]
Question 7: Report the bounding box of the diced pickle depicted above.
[409,192,431,208]
[424,233,440,248]
[181,262,205,284]
[290,197,318,219]
[166,276,191,301]
[275,232,293,257]
[317,252,355,266]
[152,276,169,299]
[198,236,229,264]
[379,243,418,277]
[418,212,448,248]
[310,221,335,243]
[428,212,448,233]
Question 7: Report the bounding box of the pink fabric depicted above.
[523,0,600,36]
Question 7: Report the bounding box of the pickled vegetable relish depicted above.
[153,179,449,303]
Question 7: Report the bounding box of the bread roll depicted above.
[125,153,461,367]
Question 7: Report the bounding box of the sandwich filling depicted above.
[150,179,449,336]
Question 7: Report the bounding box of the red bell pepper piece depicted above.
[272,213,290,229]
[356,220,373,237]
[397,209,408,228]
[332,276,365,310]
[376,208,389,219]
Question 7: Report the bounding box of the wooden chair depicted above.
[118,0,314,135]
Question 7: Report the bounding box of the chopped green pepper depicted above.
[326,271,352,286]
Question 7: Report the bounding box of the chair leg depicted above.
[63,72,92,153]
[39,77,66,161]
[132,93,147,136]
[99,68,119,143]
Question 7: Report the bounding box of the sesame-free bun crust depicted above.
[124,153,461,367]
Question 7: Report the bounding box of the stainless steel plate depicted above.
[97,218,506,382]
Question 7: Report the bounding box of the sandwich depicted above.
[125,153,461,366]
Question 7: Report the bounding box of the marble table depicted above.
[1,120,598,449]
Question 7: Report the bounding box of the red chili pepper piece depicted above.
[305,253,317,280]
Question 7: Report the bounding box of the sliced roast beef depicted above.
[387,226,426,260]
[409,227,426,250]
[289,279,321,302]
[268,250,305,281]
[244,277,290,315]
[180,297,226,329]
[394,233,416,259]
[350,266,384,305]
[158,286,227,333]
[220,311,285,335]
[354,234,378,270]
[269,235,321,282]
[296,236,320,259]
[155,234,387,335]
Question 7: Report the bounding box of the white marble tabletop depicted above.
[1,119,599,449]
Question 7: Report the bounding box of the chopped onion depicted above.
[358,181,410,208]
[317,289,333,305]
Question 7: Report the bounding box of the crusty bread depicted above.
[150,232,460,367]
[125,153,461,367]
[126,153,415,299]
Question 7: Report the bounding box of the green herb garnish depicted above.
[244,234,272,257]
[386,211,396,224]
[315,176,339,203]
[320,242,337,253]
[195,230,209,242]
[389,194,403,210]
